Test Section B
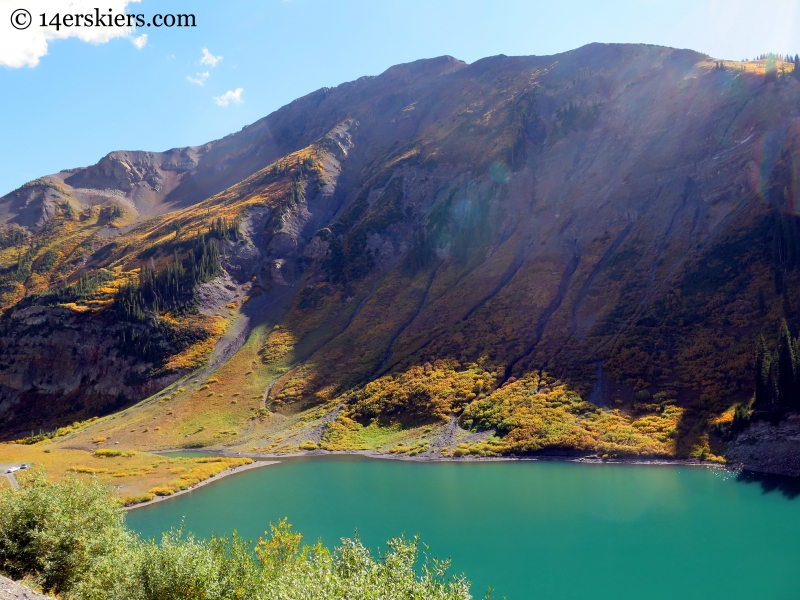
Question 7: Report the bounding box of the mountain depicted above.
[2,44,799,471]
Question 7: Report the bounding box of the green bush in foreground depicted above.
[0,470,474,600]
[0,469,129,594]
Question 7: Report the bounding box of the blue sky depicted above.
[1,0,799,196]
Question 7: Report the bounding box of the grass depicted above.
[0,443,252,504]
[16,328,722,487]
[322,418,410,451]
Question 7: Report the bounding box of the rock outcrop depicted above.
[728,415,800,477]
[0,575,50,600]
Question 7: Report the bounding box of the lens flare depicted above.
[489,161,511,184]
[789,128,800,216]
[753,131,784,204]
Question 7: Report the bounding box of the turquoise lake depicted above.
[126,456,800,599]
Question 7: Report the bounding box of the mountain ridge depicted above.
[1,43,799,477]
[0,44,703,229]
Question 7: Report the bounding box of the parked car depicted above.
[19,464,27,469]
[6,467,19,473]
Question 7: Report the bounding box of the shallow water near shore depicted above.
[127,456,800,599]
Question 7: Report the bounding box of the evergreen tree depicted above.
[754,321,800,414]
[773,211,800,271]
[114,234,223,323]
[795,335,800,405]
[754,336,771,410]
[209,216,241,241]
[768,357,781,408]
[776,319,797,409]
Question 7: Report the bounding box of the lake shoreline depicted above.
[123,460,280,511]
[122,449,754,511]
[124,450,729,510]
[154,447,729,469]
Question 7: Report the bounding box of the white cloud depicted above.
[131,34,147,50]
[0,0,143,68]
[200,48,222,67]
[188,49,221,88]
[186,71,210,86]
[214,88,243,107]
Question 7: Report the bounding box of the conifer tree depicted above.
[113,234,223,322]
[776,319,797,409]
[755,336,771,409]
[754,321,800,414]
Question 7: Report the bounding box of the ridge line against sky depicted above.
[0,0,799,196]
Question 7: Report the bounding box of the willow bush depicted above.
[0,471,474,600]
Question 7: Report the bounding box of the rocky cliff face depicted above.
[1,44,799,462]
[0,305,181,439]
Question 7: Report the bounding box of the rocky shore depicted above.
[727,414,800,477]
[158,447,727,469]
[0,575,50,600]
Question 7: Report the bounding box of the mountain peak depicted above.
[2,45,798,474]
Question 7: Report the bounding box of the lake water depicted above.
[127,456,800,599]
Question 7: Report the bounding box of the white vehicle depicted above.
[6,466,19,473]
